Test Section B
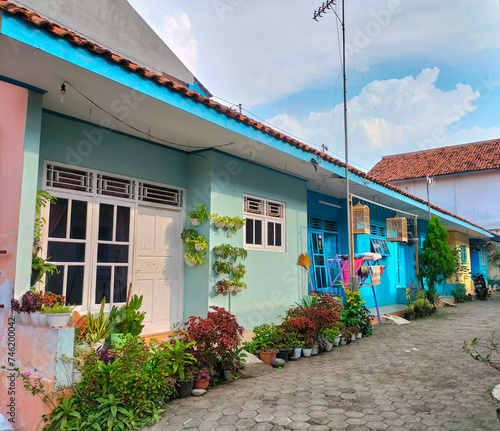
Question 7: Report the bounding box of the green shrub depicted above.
[451,284,467,303]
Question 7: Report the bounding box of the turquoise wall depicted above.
[182,151,308,330]
[38,112,187,187]
[305,193,423,310]
[182,152,214,321]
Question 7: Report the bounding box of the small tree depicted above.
[418,216,455,292]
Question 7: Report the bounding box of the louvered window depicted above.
[46,164,92,193]
[244,195,285,251]
[45,163,183,208]
[138,183,183,207]
[324,220,338,232]
[309,218,322,230]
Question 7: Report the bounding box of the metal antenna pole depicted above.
[313,0,354,284]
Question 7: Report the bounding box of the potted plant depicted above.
[233,247,248,260]
[11,290,43,324]
[31,190,59,286]
[404,303,415,321]
[210,214,229,228]
[250,324,279,365]
[284,331,304,359]
[192,235,208,252]
[187,204,210,226]
[180,229,198,243]
[43,303,74,328]
[184,250,206,267]
[322,327,340,351]
[193,369,211,390]
[31,257,59,287]
[215,279,233,294]
[39,292,65,326]
[163,338,196,398]
[232,216,246,230]
[232,263,246,281]
[213,260,232,274]
[84,298,118,346]
[221,348,247,380]
[243,323,279,364]
[229,280,246,293]
[111,295,146,347]
[213,244,235,259]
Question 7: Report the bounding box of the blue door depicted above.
[308,229,338,293]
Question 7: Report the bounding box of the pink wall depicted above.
[0,81,30,429]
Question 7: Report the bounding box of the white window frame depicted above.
[244,195,285,251]
[41,161,185,312]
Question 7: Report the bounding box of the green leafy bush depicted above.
[113,295,146,336]
[451,284,467,303]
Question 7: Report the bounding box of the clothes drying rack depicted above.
[325,252,384,323]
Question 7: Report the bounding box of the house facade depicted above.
[369,140,500,282]
[0,1,496,427]
[1,0,495,331]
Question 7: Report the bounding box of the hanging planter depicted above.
[187,204,210,226]
[180,229,198,243]
[232,217,246,230]
[213,244,235,259]
[213,261,232,275]
[230,281,246,293]
[353,202,370,234]
[184,250,206,267]
[387,216,408,242]
[192,235,208,252]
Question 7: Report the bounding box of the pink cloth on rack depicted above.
[343,258,365,283]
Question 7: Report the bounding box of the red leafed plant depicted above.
[284,317,316,348]
[42,291,65,307]
[285,297,341,337]
[186,306,243,373]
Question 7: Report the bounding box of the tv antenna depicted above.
[313,0,355,284]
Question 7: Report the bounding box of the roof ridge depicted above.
[379,138,500,160]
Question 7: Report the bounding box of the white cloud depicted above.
[266,68,490,170]
[127,1,500,109]
[152,11,199,74]
[127,0,199,74]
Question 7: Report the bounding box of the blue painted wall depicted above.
[306,193,423,309]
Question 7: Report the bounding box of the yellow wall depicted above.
[447,231,473,293]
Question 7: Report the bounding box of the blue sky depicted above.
[128,0,500,171]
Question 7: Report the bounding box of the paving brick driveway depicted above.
[147,294,500,430]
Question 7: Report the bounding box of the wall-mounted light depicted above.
[60,83,66,103]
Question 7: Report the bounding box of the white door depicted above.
[134,206,182,335]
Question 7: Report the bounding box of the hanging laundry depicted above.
[370,266,381,285]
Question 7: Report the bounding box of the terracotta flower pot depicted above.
[193,379,210,390]
[259,349,278,365]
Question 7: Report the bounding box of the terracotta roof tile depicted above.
[0,1,493,235]
[369,139,500,182]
